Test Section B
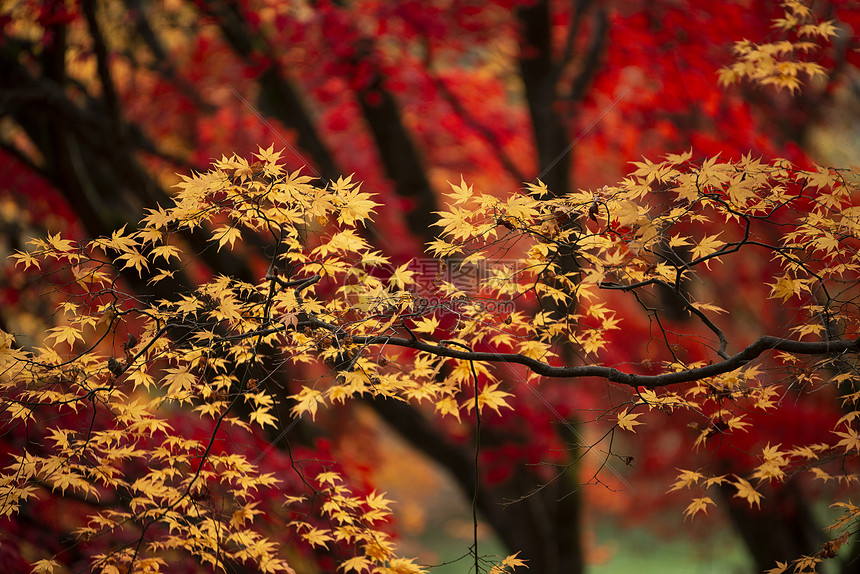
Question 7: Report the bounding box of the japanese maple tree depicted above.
[5,143,860,573]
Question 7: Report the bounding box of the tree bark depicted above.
[368,398,583,574]
[721,481,822,573]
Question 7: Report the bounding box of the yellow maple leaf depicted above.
[834,426,860,452]
[790,445,818,460]
[11,250,40,270]
[445,176,474,204]
[194,402,227,418]
[340,555,372,574]
[46,232,76,253]
[212,225,243,251]
[489,552,528,573]
[733,477,762,509]
[162,366,197,400]
[704,475,728,487]
[105,225,137,252]
[46,325,84,349]
[336,185,379,227]
[690,301,727,315]
[365,490,393,511]
[769,274,814,303]
[142,205,172,229]
[837,411,860,426]
[690,233,726,261]
[809,468,832,483]
[525,179,550,198]
[301,526,333,548]
[792,555,821,573]
[503,194,539,222]
[667,469,704,492]
[250,407,278,429]
[116,248,150,276]
[434,206,475,240]
[616,408,644,432]
[230,501,262,528]
[665,149,693,164]
[322,229,369,255]
[316,471,341,486]
[388,262,415,289]
[434,397,462,421]
[789,322,826,341]
[253,143,284,167]
[683,496,714,519]
[426,238,463,257]
[30,559,61,574]
[467,383,513,415]
[411,316,441,335]
[668,234,692,248]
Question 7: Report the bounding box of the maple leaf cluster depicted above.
[3,140,860,572]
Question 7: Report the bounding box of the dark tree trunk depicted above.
[517,0,571,197]
[720,480,822,573]
[368,398,584,574]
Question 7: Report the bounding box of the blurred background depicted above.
[1,1,860,572]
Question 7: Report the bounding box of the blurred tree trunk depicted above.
[369,398,583,574]
[721,481,822,573]
[0,20,256,291]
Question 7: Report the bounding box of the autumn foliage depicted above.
[5,143,860,572]
[3,1,860,573]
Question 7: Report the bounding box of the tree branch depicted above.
[205,0,341,182]
[124,0,216,114]
[238,305,860,389]
[82,1,122,130]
